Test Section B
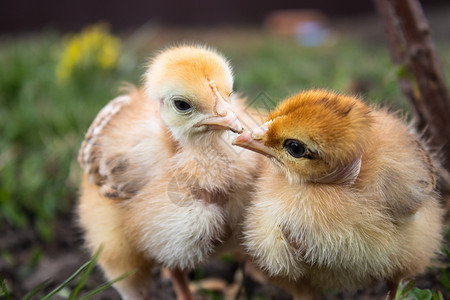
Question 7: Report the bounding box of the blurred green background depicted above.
[1,10,450,298]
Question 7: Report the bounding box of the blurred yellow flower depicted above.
[56,23,121,82]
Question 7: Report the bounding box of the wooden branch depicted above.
[374,0,450,194]
[374,0,428,131]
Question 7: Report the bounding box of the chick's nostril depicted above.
[251,132,263,140]
[219,110,228,117]
[214,102,228,117]
[251,125,268,140]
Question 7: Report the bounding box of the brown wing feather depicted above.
[78,89,172,200]
[78,95,132,187]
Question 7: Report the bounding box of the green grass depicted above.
[228,37,404,106]
[0,31,140,239]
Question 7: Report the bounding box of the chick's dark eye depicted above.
[284,139,307,158]
[173,99,192,113]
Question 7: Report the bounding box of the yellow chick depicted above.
[233,89,444,299]
[77,45,261,300]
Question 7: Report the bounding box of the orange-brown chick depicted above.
[77,45,262,300]
[233,89,443,299]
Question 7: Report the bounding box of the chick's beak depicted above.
[232,128,277,159]
[196,110,244,133]
[196,80,244,133]
[196,93,244,133]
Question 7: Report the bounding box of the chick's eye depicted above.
[284,139,307,158]
[173,99,192,113]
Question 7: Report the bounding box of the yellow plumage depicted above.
[233,89,443,299]
[77,45,263,300]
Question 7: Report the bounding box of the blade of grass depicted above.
[78,269,136,300]
[0,276,11,300]
[432,290,444,300]
[396,280,415,300]
[22,280,50,300]
[69,246,103,300]
[40,259,92,300]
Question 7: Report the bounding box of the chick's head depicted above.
[234,90,373,184]
[145,45,242,144]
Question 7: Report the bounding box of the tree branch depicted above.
[374,0,450,195]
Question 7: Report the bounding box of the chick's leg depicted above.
[100,257,153,300]
[272,276,318,300]
[78,178,153,299]
[386,278,400,300]
[291,288,318,300]
[169,267,194,300]
[83,225,154,300]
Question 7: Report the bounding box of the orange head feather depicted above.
[145,45,233,111]
[144,45,242,143]
[234,90,373,183]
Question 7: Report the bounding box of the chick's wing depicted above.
[78,89,172,200]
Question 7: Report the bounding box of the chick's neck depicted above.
[169,137,237,197]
